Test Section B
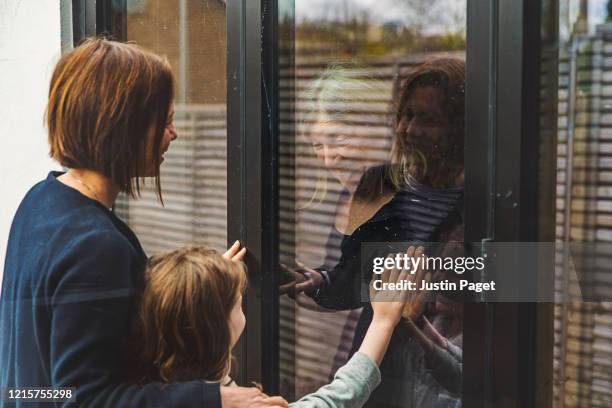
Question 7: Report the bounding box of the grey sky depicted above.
[294,0,611,38]
[295,0,466,35]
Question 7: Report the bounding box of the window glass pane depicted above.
[115,0,227,255]
[554,1,612,406]
[278,1,466,404]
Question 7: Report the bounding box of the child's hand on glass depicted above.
[360,248,414,365]
[400,246,432,321]
[223,240,247,262]
[369,247,416,326]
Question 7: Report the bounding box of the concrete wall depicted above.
[0,0,62,279]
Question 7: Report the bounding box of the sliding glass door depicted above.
[227,0,556,406]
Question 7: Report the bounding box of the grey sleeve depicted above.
[425,344,462,396]
[289,352,381,408]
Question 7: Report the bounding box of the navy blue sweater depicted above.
[0,172,220,407]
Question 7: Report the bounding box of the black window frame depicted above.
[464,0,557,407]
[71,0,126,45]
[226,0,280,391]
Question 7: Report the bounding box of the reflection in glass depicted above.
[278,1,467,405]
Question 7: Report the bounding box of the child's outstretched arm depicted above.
[286,247,418,408]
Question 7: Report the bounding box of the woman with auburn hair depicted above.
[0,38,280,408]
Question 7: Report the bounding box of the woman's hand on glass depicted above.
[220,386,288,408]
[223,240,247,262]
[258,396,289,408]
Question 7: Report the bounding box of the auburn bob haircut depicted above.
[47,38,174,199]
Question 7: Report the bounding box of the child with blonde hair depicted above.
[130,245,415,407]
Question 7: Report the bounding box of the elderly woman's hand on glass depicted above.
[277,260,326,297]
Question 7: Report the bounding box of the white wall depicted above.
[0,1,62,278]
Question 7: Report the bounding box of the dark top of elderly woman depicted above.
[309,166,464,408]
